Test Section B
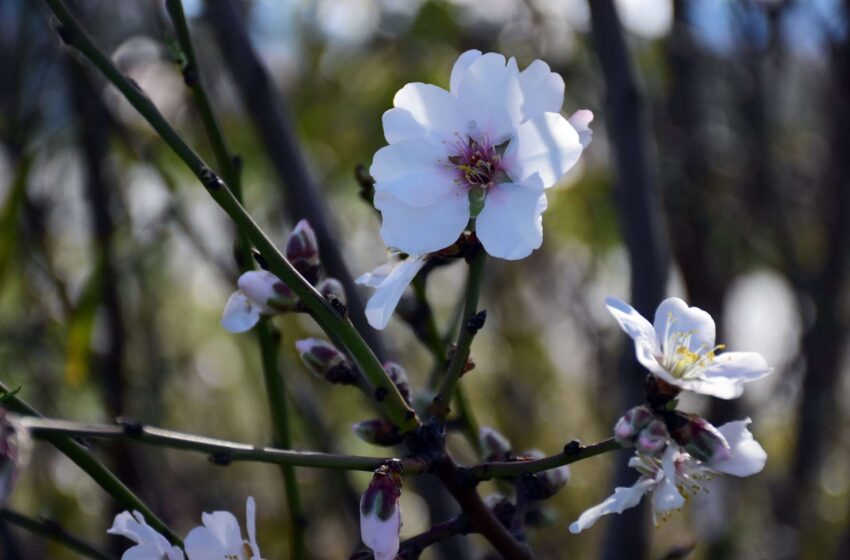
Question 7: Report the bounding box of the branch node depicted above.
[198,167,224,190]
[465,310,487,334]
[116,417,143,436]
[564,440,582,455]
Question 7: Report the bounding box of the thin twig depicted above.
[467,439,621,480]
[0,509,111,560]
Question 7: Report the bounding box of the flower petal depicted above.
[383,83,461,145]
[454,53,524,143]
[568,109,594,148]
[450,49,483,95]
[237,271,280,311]
[653,446,686,516]
[712,418,767,477]
[185,511,244,559]
[518,59,565,118]
[476,183,547,260]
[375,189,469,255]
[569,476,656,534]
[504,112,583,190]
[221,291,262,334]
[245,497,261,560]
[109,511,185,560]
[361,503,401,560]
[662,352,772,400]
[362,255,427,330]
[370,139,458,207]
[605,297,663,372]
[653,297,716,354]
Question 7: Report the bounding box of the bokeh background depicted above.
[1,0,848,558]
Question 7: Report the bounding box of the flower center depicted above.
[449,136,505,187]
[658,314,725,379]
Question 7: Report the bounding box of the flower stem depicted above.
[0,508,111,560]
[0,383,181,545]
[163,4,307,555]
[42,0,418,434]
[18,416,428,474]
[432,248,487,421]
[467,438,622,480]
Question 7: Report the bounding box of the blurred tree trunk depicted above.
[588,2,671,559]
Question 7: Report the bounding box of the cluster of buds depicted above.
[221,220,347,333]
[614,405,669,456]
[359,463,403,560]
[515,450,570,502]
[294,339,358,385]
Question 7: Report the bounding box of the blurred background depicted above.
[0,0,848,558]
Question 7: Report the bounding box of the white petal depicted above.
[356,262,394,288]
[605,297,663,372]
[370,139,458,207]
[450,49,483,95]
[666,352,772,399]
[245,497,261,560]
[476,182,547,260]
[221,291,262,333]
[504,112,583,190]
[108,511,185,560]
[653,446,685,515]
[384,83,461,145]
[518,59,565,118]
[454,53,524,143]
[569,477,656,533]
[237,271,279,311]
[712,419,767,477]
[653,297,716,354]
[185,511,244,559]
[375,189,469,255]
[568,109,594,148]
[360,506,401,560]
[363,255,427,330]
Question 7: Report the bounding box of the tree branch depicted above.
[468,439,621,480]
[0,509,111,560]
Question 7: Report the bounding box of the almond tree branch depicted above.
[467,439,621,480]
[41,0,419,434]
[19,416,429,474]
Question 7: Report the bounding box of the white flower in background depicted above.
[108,511,185,560]
[356,253,427,329]
[569,419,766,533]
[185,497,262,560]
[221,270,295,333]
[605,297,773,399]
[360,465,403,560]
[372,49,592,260]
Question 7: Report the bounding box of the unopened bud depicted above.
[353,419,402,447]
[517,450,570,501]
[295,339,358,385]
[670,414,731,463]
[316,277,346,305]
[383,362,410,403]
[613,405,655,445]
[479,426,512,461]
[635,420,669,455]
[360,464,402,560]
[286,219,321,284]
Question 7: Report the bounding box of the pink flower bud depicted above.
[671,415,731,464]
[237,271,296,312]
[635,420,669,455]
[352,419,403,447]
[285,219,321,284]
[360,465,402,560]
[613,405,654,445]
[295,339,357,385]
[382,362,410,404]
[479,426,512,461]
[316,277,346,305]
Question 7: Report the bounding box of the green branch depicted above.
[19,417,429,474]
[42,0,419,434]
[468,438,622,480]
[0,509,111,560]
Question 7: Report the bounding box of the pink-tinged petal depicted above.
[450,49,483,95]
[384,83,461,144]
[653,297,716,354]
[476,183,547,260]
[370,139,458,207]
[361,255,427,330]
[221,291,262,334]
[454,53,524,143]
[518,59,565,118]
[569,476,657,534]
[605,298,663,371]
[712,419,767,477]
[568,109,594,148]
[504,112,583,190]
[237,271,279,311]
[375,189,469,255]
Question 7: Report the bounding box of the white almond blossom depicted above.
[605,297,773,399]
[108,511,185,560]
[372,49,592,261]
[569,419,766,533]
[221,271,291,333]
[356,253,427,330]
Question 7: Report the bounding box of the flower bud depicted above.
[479,426,512,461]
[517,450,570,501]
[353,419,403,447]
[295,339,358,385]
[613,405,654,445]
[670,414,731,464]
[635,420,669,455]
[237,270,296,312]
[360,464,402,560]
[383,362,410,404]
[285,219,321,284]
[316,277,346,305]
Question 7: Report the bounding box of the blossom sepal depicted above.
[667,412,731,464]
[613,405,654,445]
[295,339,358,385]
